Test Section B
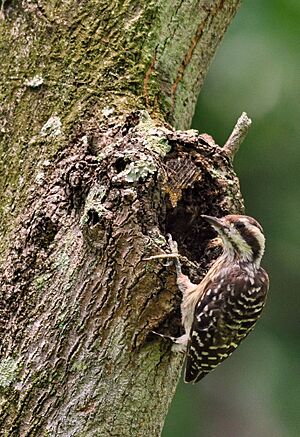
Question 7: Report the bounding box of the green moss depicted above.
[0,1,163,246]
[71,361,88,373]
[33,273,52,291]
[0,358,18,388]
[54,250,70,272]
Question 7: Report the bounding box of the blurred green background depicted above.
[163,1,300,436]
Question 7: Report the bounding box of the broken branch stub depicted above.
[223,112,252,159]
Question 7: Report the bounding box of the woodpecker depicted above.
[167,214,269,383]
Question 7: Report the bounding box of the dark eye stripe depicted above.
[240,227,261,259]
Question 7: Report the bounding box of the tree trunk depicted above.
[0,1,243,435]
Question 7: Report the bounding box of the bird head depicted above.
[202,214,265,265]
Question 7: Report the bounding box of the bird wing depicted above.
[184,270,269,383]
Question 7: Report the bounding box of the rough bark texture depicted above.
[0,1,243,436]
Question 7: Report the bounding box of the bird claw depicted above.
[166,233,178,255]
[142,234,180,263]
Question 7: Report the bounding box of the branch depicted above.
[223,112,252,159]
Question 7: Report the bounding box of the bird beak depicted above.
[201,215,225,230]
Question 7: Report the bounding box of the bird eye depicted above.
[235,222,245,230]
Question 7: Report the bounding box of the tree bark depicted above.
[0,1,243,436]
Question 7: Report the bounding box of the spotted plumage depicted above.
[169,214,269,383]
[185,263,268,382]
